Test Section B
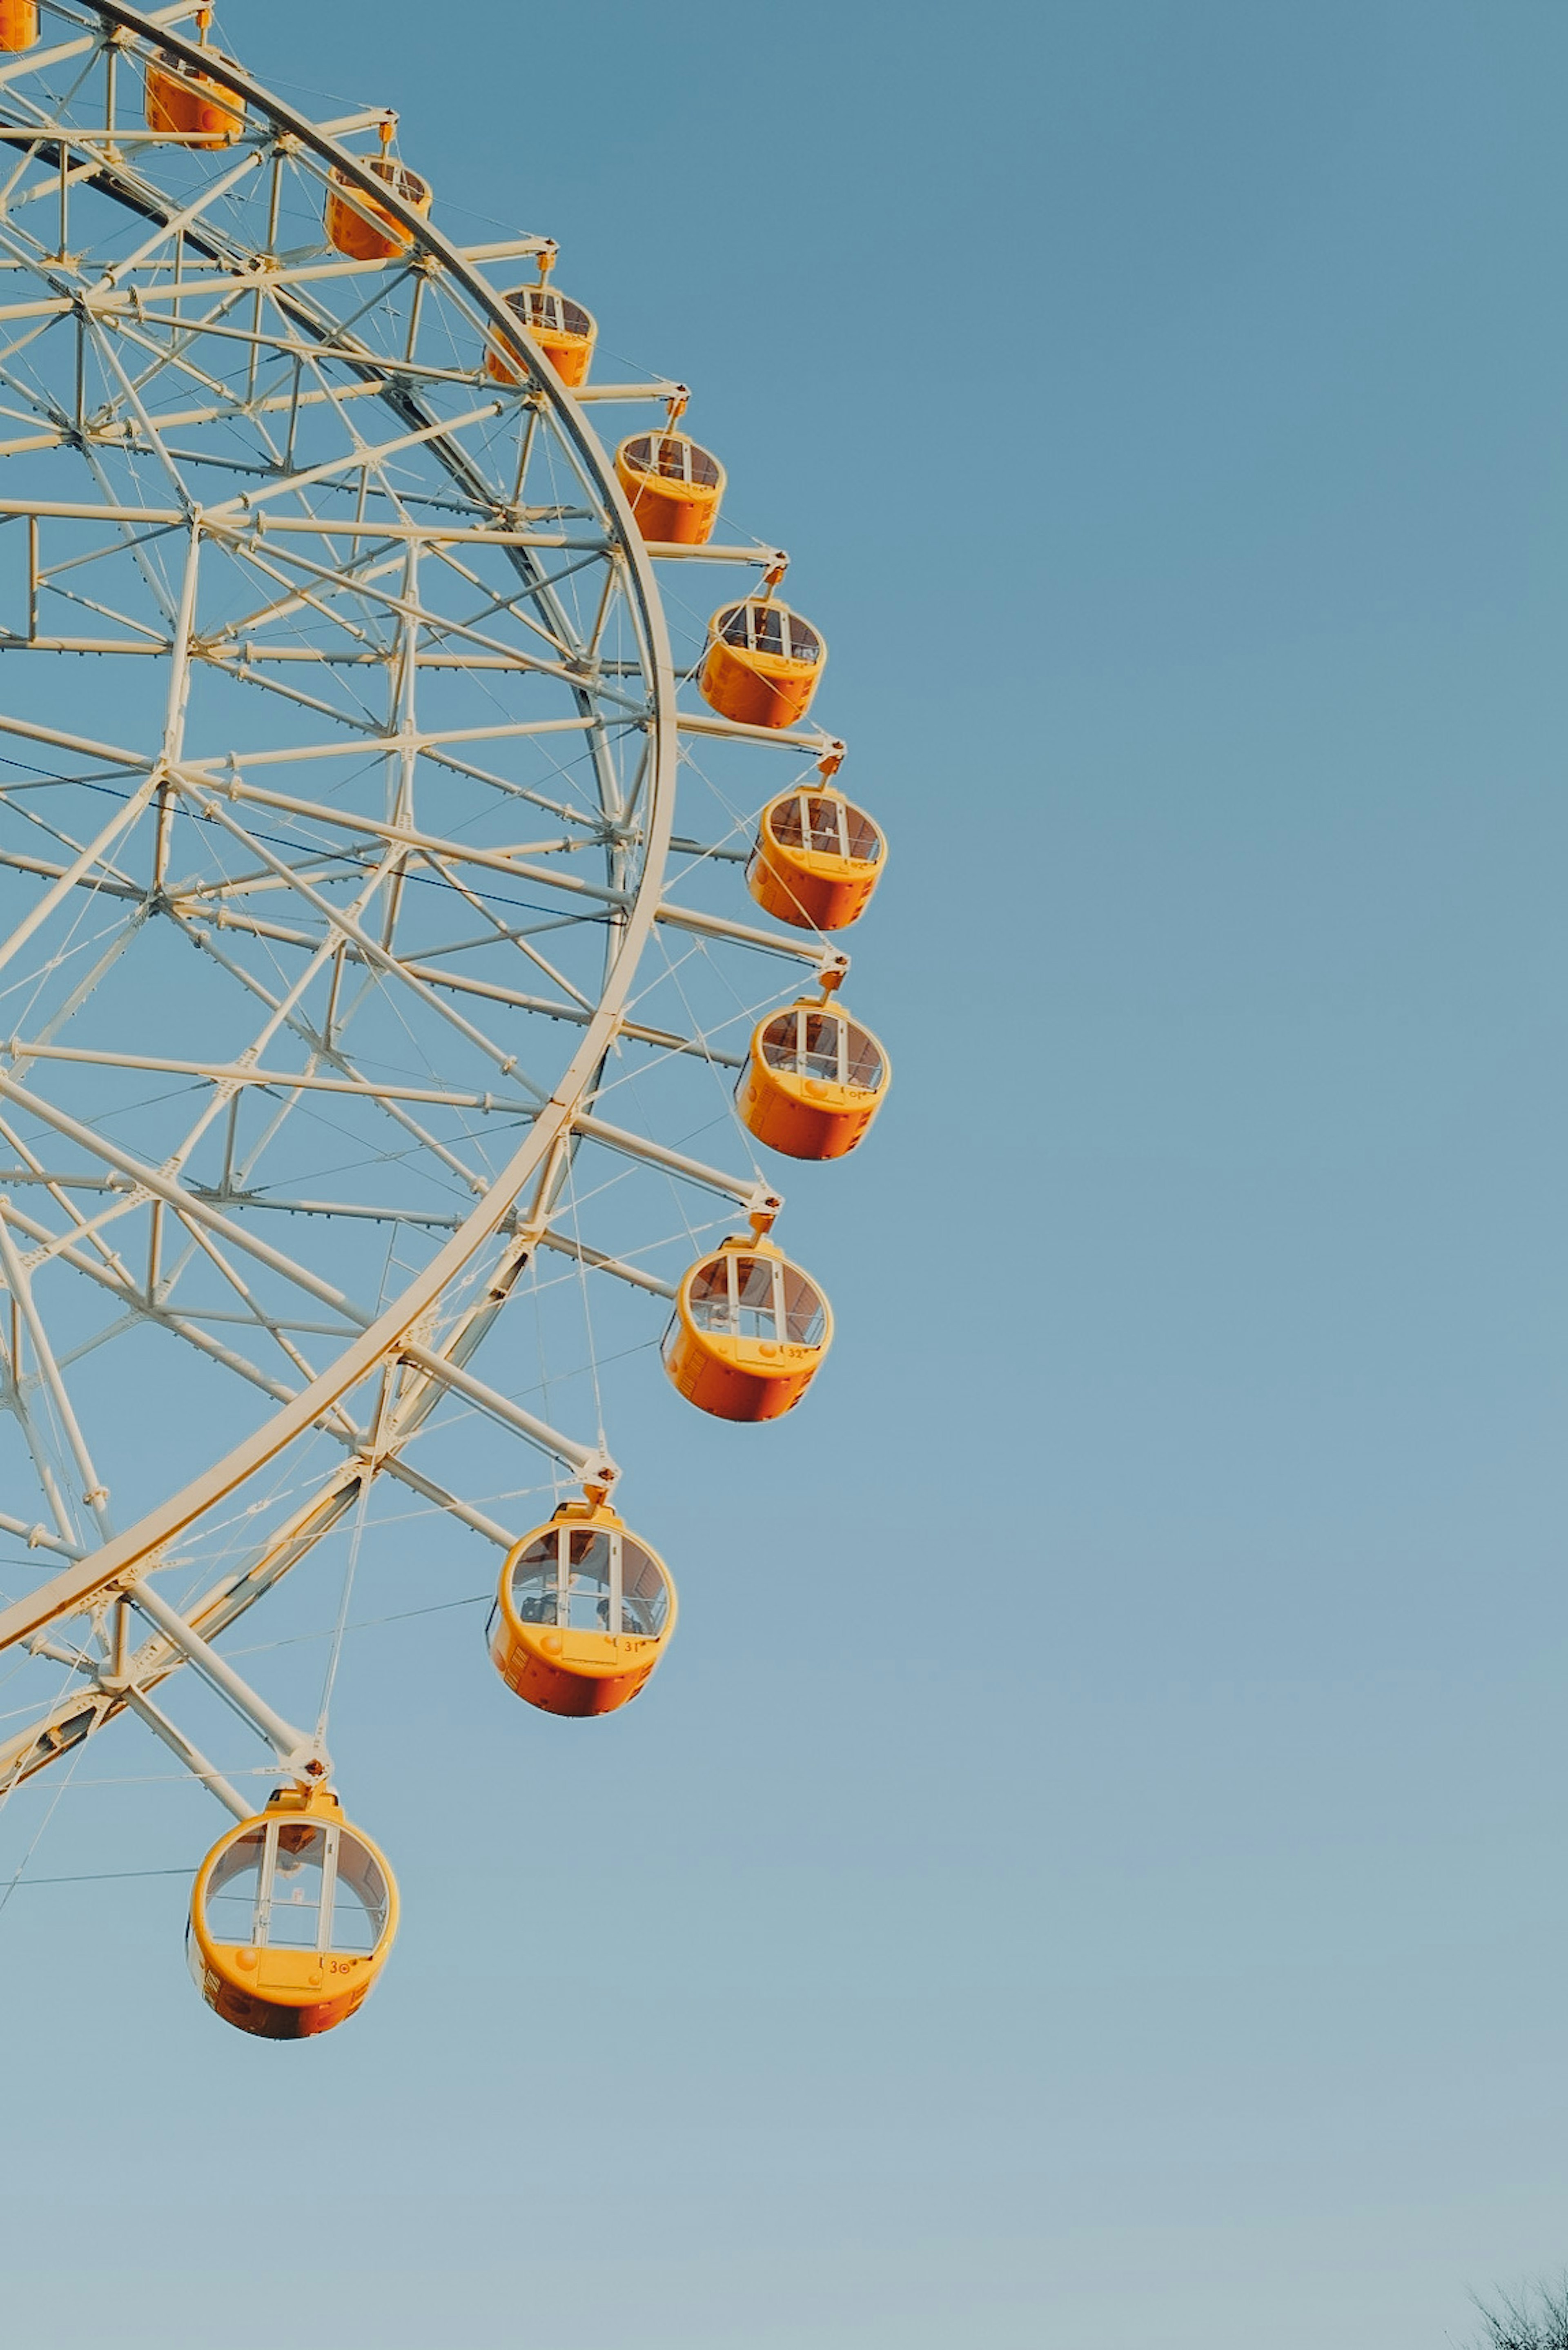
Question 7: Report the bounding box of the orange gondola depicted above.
[615,429,725,544]
[323,155,431,261]
[188,1784,397,2040]
[485,283,598,390]
[664,1234,831,1421]
[489,1497,676,1718]
[0,1,37,53]
[738,1000,889,1160]
[144,45,245,146]
[748,783,884,931]
[699,598,825,731]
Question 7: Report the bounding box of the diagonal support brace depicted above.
[129,1576,326,1779]
[122,1687,253,1823]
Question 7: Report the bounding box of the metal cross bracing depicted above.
[0,2,854,1833]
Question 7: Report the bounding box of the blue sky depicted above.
[2,2,1567,2344]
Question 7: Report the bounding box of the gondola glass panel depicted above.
[490,1501,676,1717]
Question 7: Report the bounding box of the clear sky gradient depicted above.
[2,4,1566,2345]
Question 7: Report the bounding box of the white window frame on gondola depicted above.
[214,1815,347,1950]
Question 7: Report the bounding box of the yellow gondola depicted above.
[748,782,885,931]
[323,155,431,261]
[664,1234,831,1421]
[0,1,37,53]
[737,1000,889,1160]
[615,429,725,544]
[188,1784,397,2040]
[144,45,245,145]
[486,283,598,389]
[490,1497,677,1717]
[699,598,825,731]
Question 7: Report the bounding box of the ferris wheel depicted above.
[0,0,889,2037]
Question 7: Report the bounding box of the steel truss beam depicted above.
[0,0,829,1831]
[0,2,676,1666]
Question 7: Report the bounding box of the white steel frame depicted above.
[0,1,851,1826]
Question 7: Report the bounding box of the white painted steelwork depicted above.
[0,2,856,1831]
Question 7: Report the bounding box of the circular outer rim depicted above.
[189,1809,401,2001]
[495,1512,678,1680]
[0,2,681,1651]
